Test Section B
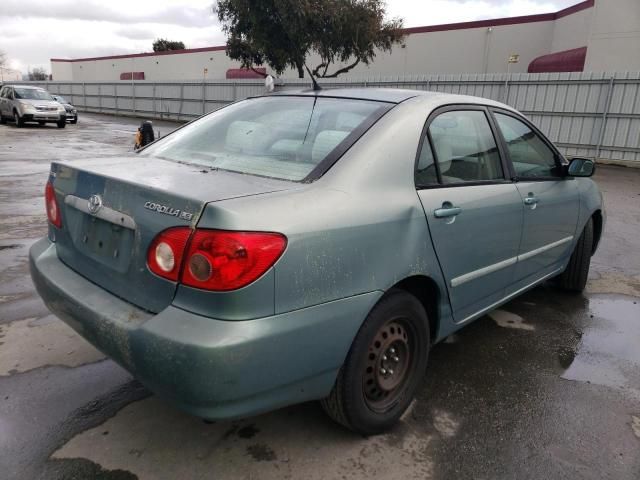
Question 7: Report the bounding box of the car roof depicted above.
[267,87,514,110]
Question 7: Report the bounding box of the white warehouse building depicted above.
[51,0,640,82]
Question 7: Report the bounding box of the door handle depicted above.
[523,195,539,206]
[434,203,462,218]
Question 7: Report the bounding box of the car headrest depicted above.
[433,136,454,173]
[225,121,271,154]
[311,130,349,164]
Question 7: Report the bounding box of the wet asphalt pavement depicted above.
[0,113,639,480]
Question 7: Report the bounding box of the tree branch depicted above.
[312,63,327,77]
[319,58,361,78]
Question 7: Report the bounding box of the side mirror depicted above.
[567,157,595,177]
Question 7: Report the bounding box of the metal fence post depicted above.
[178,83,184,118]
[202,81,206,115]
[232,82,237,102]
[132,81,136,115]
[503,74,510,104]
[115,84,119,114]
[596,76,615,159]
[152,83,157,118]
[82,82,86,111]
[98,84,102,113]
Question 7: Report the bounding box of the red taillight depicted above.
[45,182,62,228]
[147,227,191,281]
[182,230,287,291]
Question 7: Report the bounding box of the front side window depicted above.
[494,112,560,178]
[416,109,503,186]
[140,96,388,181]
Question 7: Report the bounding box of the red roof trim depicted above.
[51,0,594,63]
[402,0,594,35]
[51,45,226,63]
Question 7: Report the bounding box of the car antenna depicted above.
[304,65,322,91]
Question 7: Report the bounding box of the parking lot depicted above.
[0,113,639,480]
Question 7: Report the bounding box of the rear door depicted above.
[416,106,524,323]
[491,110,580,291]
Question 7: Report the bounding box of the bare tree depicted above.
[28,67,48,81]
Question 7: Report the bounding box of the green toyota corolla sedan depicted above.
[30,88,604,434]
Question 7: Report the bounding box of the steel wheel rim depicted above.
[362,318,416,412]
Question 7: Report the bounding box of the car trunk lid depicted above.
[50,156,294,313]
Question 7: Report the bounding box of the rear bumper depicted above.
[29,238,379,419]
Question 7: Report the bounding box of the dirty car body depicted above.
[29,89,604,432]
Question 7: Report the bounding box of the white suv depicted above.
[0,85,67,128]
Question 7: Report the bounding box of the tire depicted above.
[321,289,430,435]
[557,217,594,292]
[0,115,6,125]
[38,121,45,126]
[14,111,24,128]
[57,120,66,129]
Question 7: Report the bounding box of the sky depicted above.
[0,0,583,74]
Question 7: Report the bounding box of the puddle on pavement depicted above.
[561,295,640,395]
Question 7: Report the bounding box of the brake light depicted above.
[182,230,287,291]
[45,182,62,228]
[147,227,191,281]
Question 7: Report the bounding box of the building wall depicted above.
[584,0,640,71]
[51,20,557,81]
[51,0,640,82]
[551,6,593,52]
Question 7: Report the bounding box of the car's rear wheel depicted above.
[321,289,429,435]
[57,120,66,129]
[556,217,594,292]
[14,111,24,128]
[0,115,6,124]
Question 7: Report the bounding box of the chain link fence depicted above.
[15,71,640,164]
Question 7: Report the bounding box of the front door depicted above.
[416,107,524,323]
[0,87,8,116]
[492,110,580,291]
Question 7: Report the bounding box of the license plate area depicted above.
[75,215,134,272]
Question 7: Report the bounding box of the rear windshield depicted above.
[139,96,388,181]
[14,88,53,101]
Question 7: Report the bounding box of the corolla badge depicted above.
[87,194,103,215]
[144,201,193,221]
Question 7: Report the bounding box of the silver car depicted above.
[0,85,67,128]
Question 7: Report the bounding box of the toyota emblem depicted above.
[87,194,103,215]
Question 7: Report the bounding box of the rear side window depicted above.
[494,113,560,178]
[140,96,388,181]
[416,110,504,186]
